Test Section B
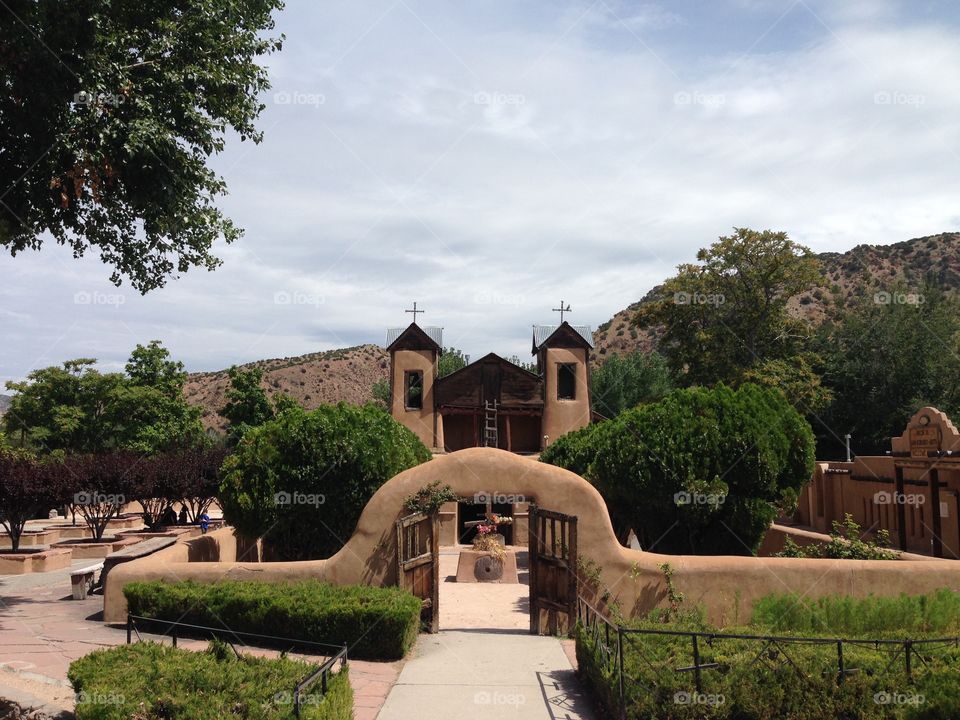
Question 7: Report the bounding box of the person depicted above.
[177,507,188,525]
[160,506,177,527]
[199,511,210,534]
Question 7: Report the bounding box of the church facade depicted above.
[385,320,593,453]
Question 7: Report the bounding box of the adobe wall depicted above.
[390,348,439,448]
[541,346,591,447]
[103,448,960,625]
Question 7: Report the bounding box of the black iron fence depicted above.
[125,614,348,717]
[575,595,960,720]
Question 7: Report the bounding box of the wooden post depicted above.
[430,513,440,633]
[529,505,539,634]
[505,414,512,452]
[930,467,943,558]
[567,517,577,637]
[895,465,907,551]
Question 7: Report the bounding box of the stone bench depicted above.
[71,562,103,600]
[100,536,178,588]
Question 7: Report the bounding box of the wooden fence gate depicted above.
[528,505,578,635]
[396,511,439,633]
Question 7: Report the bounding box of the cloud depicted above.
[1,0,958,382]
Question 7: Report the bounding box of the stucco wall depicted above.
[541,347,590,447]
[390,348,438,448]
[104,448,960,625]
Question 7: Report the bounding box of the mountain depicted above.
[184,344,388,431]
[0,394,10,415]
[591,232,960,362]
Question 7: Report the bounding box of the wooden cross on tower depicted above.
[405,301,425,324]
[552,300,572,323]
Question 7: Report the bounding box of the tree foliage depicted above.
[591,350,672,418]
[814,282,960,456]
[218,403,432,560]
[438,347,467,378]
[542,384,815,555]
[636,228,820,386]
[220,366,292,445]
[0,0,284,291]
[3,342,204,454]
[0,450,69,551]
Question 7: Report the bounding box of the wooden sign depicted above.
[909,426,941,458]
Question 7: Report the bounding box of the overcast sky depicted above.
[3,0,959,384]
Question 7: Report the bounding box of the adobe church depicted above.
[385,305,593,453]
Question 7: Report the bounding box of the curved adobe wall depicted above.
[104,448,960,624]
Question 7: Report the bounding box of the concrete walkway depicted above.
[377,548,596,719]
[377,631,595,720]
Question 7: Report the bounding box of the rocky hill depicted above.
[184,344,388,431]
[182,233,959,424]
[0,394,10,415]
[591,232,960,362]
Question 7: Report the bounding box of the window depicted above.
[405,370,423,409]
[557,363,577,400]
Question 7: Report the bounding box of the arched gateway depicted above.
[105,448,960,627]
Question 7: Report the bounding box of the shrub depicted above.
[69,640,351,719]
[577,590,960,720]
[124,579,422,660]
[544,384,815,555]
[219,403,431,560]
[776,514,900,560]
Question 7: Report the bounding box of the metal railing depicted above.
[126,614,348,717]
[575,595,960,720]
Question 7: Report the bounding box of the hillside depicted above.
[0,394,10,415]
[184,344,388,431]
[591,232,960,362]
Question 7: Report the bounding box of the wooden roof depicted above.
[435,352,543,410]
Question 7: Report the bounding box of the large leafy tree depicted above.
[220,366,275,444]
[219,404,432,560]
[0,0,284,291]
[0,451,70,551]
[542,384,815,555]
[636,228,821,387]
[815,283,960,457]
[591,350,672,418]
[4,342,204,454]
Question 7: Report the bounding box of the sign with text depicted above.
[909,426,941,458]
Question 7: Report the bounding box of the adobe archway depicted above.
[105,448,960,625]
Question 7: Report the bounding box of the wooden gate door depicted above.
[528,505,578,635]
[396,511,439,633]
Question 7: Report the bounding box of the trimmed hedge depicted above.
[124,580,422,660]
[69,640,352,720]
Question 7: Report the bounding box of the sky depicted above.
[2,0,960,384]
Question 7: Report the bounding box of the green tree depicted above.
[542,383,815,555]
[438,347,467,377]
[637,228,820,386]
[815,283,960,456]
[4,344,203,454]
[218,403,432,560]
[591,351,672,418]
[220,366,274,444]
[0,0,284,291]
[371,379,391,410]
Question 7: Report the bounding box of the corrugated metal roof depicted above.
[385,325,443,348]
[532,323,593,351]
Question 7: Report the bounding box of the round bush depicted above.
[543,383,814,555]
[219,403,431,560]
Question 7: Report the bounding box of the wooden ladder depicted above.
[484,400,499,447]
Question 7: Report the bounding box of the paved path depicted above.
[378,548,596,719]
[377,631,595,720]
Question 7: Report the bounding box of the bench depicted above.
[70,562,103,600]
